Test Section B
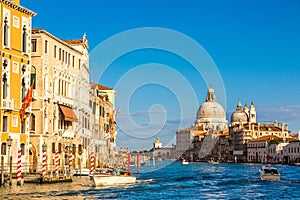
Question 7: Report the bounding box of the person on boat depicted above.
[113,168,120,175]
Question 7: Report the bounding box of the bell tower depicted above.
[249,101,256,123]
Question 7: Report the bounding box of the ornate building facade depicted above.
[90,82,116,168]
[229,100,291,162]
[0,0,35,167]
[30,28,90,172]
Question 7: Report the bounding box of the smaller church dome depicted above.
[230,100,248,125]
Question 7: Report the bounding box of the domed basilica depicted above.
[195,86,228,130]
[230,100,256,125]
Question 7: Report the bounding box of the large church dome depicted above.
[196,102,226,119]
[195,86,228,130]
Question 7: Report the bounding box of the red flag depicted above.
[20,82,34,122]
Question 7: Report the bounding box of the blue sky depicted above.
[23,0,300,150]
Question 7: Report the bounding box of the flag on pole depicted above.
[115,107,120,115]
[20,82,34,122]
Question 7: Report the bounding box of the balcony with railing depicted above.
[43,91,52,100]
[2,99,14,110]
[53,94,74,106]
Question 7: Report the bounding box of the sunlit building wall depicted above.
[0,0,35,169]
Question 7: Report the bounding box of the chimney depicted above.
[286,123,288,131]
[281,123,285,132]
[258,122,260,131]
[298,130,300,141]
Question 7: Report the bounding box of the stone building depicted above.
[282,140,300,164]
[89,82,117,168]
[229,100,291,162]
[267,142,289,164]
[29,28,90,172]
[151,136,175,161]
[247,135,281,163]
[0,0,35,168]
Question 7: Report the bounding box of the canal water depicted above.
[1,161,300,199]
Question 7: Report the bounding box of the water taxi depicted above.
[92,169,136,186]
[182,159,189,165]
[73,168,90,176]
[208,159,219,164]
[260,164,280,180]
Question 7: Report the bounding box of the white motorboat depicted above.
[73,168,90,176]
[182,159,189,165]
[294,163,300,166]
[92,169,136,186]
[208,159,219,164]
[260,164,280,180]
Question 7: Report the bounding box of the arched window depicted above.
[58,143,62,153]
[1,143,6,155]
[21,78,26,101]
[2,73,8,99]
[3,17,8,46]
[31,66,36,89]
[22,25,27,53]
[52,142,55,153]
[73,144,76,154]
[30,114,35,131]
[78,144,82,154]
[20,143,25,155]
[21,121,25,133]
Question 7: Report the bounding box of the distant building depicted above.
[229,100,292,162]
[247,135,283,163]
[151,136,175,161]
[89,82,117,168]
[267,142,289,164]
[153,136,162,149]
[283,140,300,164]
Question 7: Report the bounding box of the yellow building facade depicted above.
[0,0,35,168]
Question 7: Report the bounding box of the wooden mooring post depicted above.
[1,156,4,186]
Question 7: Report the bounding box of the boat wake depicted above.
[136,179,155,184]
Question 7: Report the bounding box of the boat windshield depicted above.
[263,169,278,174]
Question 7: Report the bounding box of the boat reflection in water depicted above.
[260,164,280,181]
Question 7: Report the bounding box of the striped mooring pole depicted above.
[17,148,22,186]
[90,152,95,175]
[137,152,140,174]
[69,146,73,174]
[42,143,47,177]
[119,146,123,169]
[126,147,130,172]
[55,150,59,176]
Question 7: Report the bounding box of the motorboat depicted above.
[182,159,189,165]
[73,168,90,176]
[260,164,280,180]
[294,163,300,166]
[92,169,136,186]
[208,159,219,164]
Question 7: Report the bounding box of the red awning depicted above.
[59,105,78,122]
